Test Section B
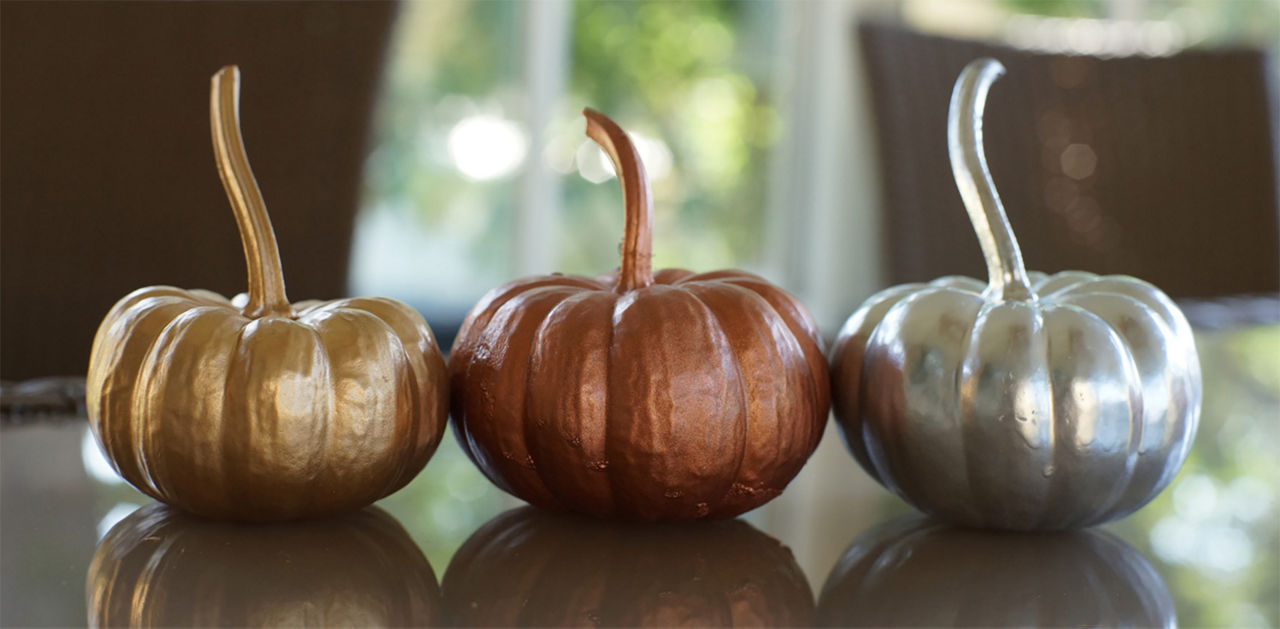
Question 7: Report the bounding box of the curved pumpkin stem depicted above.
[211,66,294,318]
[948,58,1034,302]
[583,108,654,293]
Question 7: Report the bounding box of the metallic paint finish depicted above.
[442,507,814,627]
[85,67,448,522]
[87,504,440,627]
[816,516,1175,627]
[828,59,1200,530]
[448,110,829,521]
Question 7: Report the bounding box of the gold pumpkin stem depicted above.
[584,108,654,293]
[947,58,1034,302]
[211,66,294,318]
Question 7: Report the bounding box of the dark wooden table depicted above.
[2,310,1277,627]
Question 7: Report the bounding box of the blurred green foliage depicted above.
[1002,0,1106,18]
[1114,325,1280,628]
[361,0,780,293]
[999,0,1279,44]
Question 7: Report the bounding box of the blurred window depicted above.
[350,0,788,343]
[350,0,1278,343]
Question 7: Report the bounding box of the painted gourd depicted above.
[828,58,1200,530]
[88,504,440,627]
[442,507,813,627]
[815,516,1175,627]
[85,66,448,522]
[448,109,829,521]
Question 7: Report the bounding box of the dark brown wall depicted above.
[1,1,398,379]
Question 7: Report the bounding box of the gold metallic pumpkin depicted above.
[828,59,1200,530]
[85,66,448,522]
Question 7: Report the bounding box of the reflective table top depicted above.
[2,320,1277,627]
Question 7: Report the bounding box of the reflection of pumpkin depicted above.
[816,516,1175,627]
[88,504,440,627]
[448,110,828,521]
[443,507,814,626]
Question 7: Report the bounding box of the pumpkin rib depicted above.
[386,331,425,499]
[91,297,192,493]
[609,287,748,519]
[523,290,617,516]
[453,297,507,491]
[829,284,920,485]
[603,290,641,518]
[680,284,752,516]
[596,293,623,518]
[330,305,429,499]
[233,318,332,518]
[387,331,430,496]
[304,322,338,512]
[717,277,829,407]
[520,303,550,506]
[449,317,484,488]
[1056,301,1148,528]
[873,289,982,519]
[311,309,416,511]
[131,306,220,503]
[955,301,1015,528]
[466,286,579,509]
[1044,303,1143,529]
[688,280,824,512]
[148,307,244,513]
[738,281,828,441]
[1049,297,1165,526]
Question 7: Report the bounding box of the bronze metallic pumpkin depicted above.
[85,67,448,521]
[816,516,1175,627]
[442,507,814,627]
[449,110,829,521]
[88,504,441,627]
[828,59,1200,530]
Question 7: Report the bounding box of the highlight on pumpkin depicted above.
[583,108,654,293]
[210,65,293,318]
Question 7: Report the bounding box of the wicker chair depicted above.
[856,21,1280,300]
[0,1,397,379]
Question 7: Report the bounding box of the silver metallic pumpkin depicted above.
[829,58,1201,530]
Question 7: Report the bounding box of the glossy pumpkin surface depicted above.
[828,59,1200,529]
[85,67,448,521]
[816,516,1175,627]
[449,110,828,521]
[442,507,814,627]
[88,504,440,627]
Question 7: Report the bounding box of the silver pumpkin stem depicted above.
[948,58,1034,302]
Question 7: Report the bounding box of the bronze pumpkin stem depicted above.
[210,65,294,318]
[947,58,1035,302]
[583,108,654,293]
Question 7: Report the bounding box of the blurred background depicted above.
[2,0,1278,627]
